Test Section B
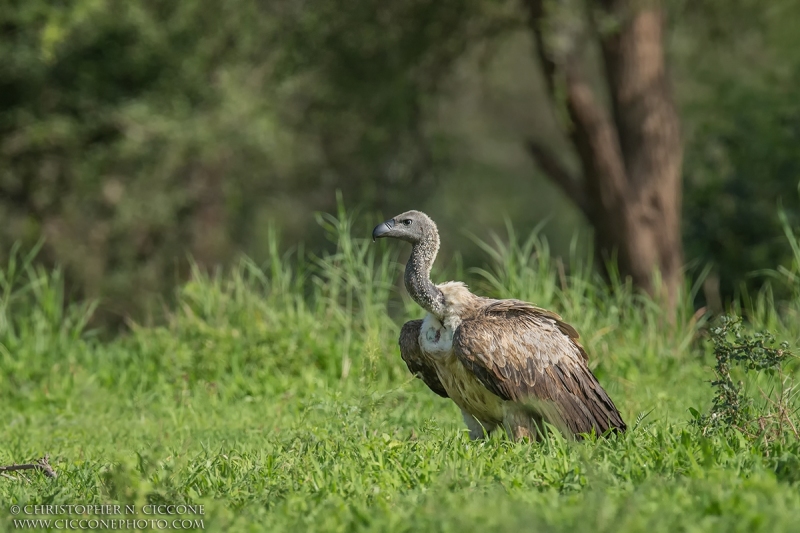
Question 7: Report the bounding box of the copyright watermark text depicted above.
[8,505,205,530]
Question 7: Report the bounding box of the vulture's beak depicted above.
[372,219,395,241]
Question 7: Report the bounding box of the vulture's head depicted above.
[372,210,436,244]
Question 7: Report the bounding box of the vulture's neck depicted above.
[405,232,446,319]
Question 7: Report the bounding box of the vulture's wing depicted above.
[399,319,449,398]
[452,300,626,436]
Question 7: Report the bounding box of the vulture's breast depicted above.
[418,314,454,357]
[438,356,504,425]
[419,314,504,425]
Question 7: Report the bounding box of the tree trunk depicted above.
[523,0,684,311]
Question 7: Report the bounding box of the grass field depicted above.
[2,212,800,532]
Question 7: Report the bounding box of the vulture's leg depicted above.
[503,404,546,442]
[461,409,497,440]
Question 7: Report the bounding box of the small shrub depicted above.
[693,315,799,446]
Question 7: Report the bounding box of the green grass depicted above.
[2,210,800,532]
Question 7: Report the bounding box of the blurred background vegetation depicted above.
[1,0,799,328]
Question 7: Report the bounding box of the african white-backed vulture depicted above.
[373,210,626,441]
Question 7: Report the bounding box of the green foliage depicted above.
[3,0,800,323]
[0,0,523,327]
[0,0,294,326]
[2,213,800,531]
[272,0,518,200]
[693,316,798,445]
[679,0,800,302]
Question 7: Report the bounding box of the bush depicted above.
[693,315,799,447]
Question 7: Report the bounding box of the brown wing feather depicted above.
[524,304,588,362]
[452,300,625,436]
[399,319,449,398]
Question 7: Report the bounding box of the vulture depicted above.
[373,210,626,441]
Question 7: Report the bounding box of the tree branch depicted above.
[521,0,557,97]
[0,455,57,479]
[525,140,591,220]
[593,5,682,191]
[563,67,628,198]
[522,0,627,213]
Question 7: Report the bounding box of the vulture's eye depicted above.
[402,219,412,226]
